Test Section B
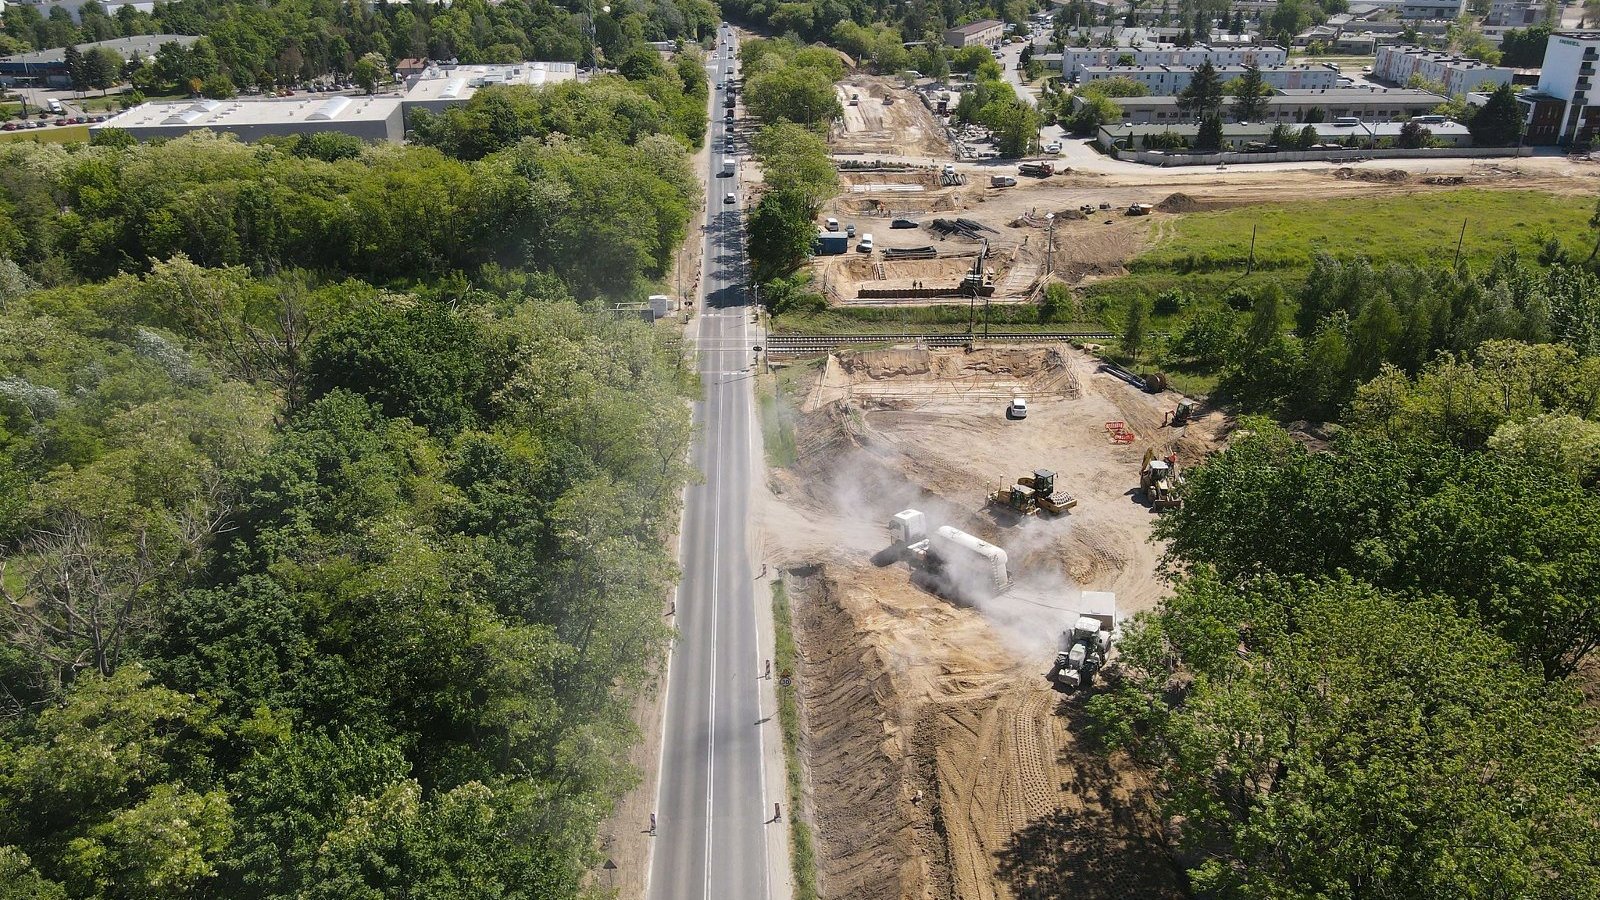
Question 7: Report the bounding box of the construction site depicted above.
[757,344,1227,900]
[809,159,1597,309]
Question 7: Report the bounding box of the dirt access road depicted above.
[759,345,1227,899]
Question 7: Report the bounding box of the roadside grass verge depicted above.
[757,360,818,467]
[770,579,820,900]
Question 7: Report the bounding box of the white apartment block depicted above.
[1374,45,1513,95]
[1078,63,1339,93]
[1058,43,1288,77]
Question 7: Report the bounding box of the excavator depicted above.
[988,469,1078,516]
[1140,449,1183,510]
[1164,399,1196,427]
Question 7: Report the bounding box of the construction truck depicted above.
[888,509,1011,601]
[1140,449,1182,510]
[1049,592,1117,690]
[1126,203,1153,216]
[1165,399,1195,427]
[1018,162,1054,177]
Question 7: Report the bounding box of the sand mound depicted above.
[1155,192,1208,213]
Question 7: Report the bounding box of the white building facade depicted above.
[1078,63,1339,92]
[1374,45,1513,95]
[1057,43,1288,77]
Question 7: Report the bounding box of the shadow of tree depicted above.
[994,807,1189,900]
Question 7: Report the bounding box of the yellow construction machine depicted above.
[1140,449,1183,510]
[988,469,1078,516]
[1017,469,1078,514]
[1165,399,1196,427]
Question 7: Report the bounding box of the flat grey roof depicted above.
[1100,88,1445,106]
[0,34,197,66]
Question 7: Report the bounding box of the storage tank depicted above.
[929,526,1010,598]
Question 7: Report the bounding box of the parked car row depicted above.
[2,114,107,131]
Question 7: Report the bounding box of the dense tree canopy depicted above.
[1092,571,1600,898]
[0,124,696,300]
[0,269,694,897]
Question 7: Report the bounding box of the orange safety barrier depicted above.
[1105,421,1136,443]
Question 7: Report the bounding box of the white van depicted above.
[47,98,63,114]
[857,233,874,252]
[825,217,840,231]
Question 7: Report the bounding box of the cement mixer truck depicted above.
[1049,591,1117,690]
[888,509,1011,602]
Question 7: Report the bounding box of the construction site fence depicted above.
[1109,144,1533,167]
[856,286,995,299]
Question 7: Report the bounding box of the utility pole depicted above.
[1045,213,1056,276]
[1453,217,1467,267]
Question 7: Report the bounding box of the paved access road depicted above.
[649,25,773,900]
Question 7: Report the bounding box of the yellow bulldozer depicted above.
[989,469,1078,516]
[1140,449,1183,510]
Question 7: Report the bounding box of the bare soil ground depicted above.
[758,345,1228,900]
[832,76,952,159]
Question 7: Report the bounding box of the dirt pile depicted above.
[1333,167,1411,183]
[1154,192,1208,213]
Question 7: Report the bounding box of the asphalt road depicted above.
[649,27,771,900]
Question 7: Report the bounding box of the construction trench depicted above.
[756,346,1228,900]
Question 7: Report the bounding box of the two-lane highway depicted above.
[650,26,772,900]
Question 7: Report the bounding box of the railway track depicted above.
[763,331,1118,353]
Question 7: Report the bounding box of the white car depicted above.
[1044,141,1062,154]
[1008,397,1028,419]
[724,192,736,204]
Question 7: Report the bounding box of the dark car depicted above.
[890,218,919,229]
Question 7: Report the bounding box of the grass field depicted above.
[0,124,90,144]
[1081,189,1595,322]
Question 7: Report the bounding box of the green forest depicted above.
[0,61,700,898]
[2,0,717,81]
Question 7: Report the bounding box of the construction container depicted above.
[815,230,848,255]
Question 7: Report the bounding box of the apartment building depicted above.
[1374,45,1514,94]
[1077,62,1339,92]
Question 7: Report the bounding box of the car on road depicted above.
[846,224,856,237]
[1008,397,1028,419]
[724,192,737,204]
[1044,141,1062,153]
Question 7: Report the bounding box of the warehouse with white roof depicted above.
[401,62,578,116]
[91,95,405,143]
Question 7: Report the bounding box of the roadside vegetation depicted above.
[769,580,820,900]
[0,54,702,899]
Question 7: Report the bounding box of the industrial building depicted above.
[1077,63,1339,93]
[1397,0,1466,16]
[1098,118,1474,150]
[0,34,197,87]
[942,19,1006,49]
[1374,45,1513,95]
[91,95,405,143]
[1517,30,1600,145]
[1076,86,1447,124]
[1049,43,1288,77]
[401,61,578,116]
